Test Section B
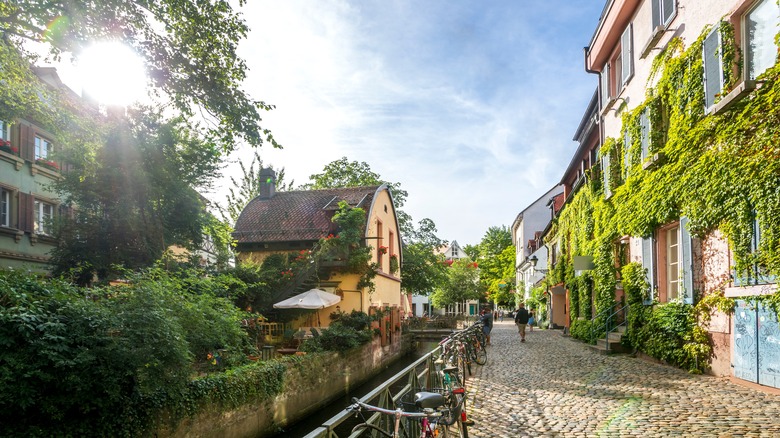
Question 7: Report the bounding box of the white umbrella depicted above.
[273,288,341,310]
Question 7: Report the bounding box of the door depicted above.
[733,299,780,389]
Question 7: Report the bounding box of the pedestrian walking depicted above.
[480,309,493,345]
[514,303,530,342]
[528,311,535,332]
[499,310,504,322]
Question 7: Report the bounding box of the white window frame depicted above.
[744,0,779,81]
[34,135,53,160]
[0,120,8,140]
[652,0,677,30]
[34,199,54,235]
[0,188,10,227]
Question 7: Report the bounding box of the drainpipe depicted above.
[584,46,604,147]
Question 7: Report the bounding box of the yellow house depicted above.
[232,169,405,328]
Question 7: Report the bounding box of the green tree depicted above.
[1,0,278,150]
[220,151,293,224]
[431,257,481,307]
[475,226,514,304]
[303,157,413,235]
[50,112,220,283]
[401,218,448,297]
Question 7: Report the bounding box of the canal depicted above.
[273,339,439,437]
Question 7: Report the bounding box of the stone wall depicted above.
[158,333,413,438]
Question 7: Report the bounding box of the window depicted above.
[735,213,776,286]
[601,25,634,107]
[623,128,632,175]
[0,188,10,227]
[34,135,53,160]
[0,120,8,140]
[666,226,681,300]
[657,218,694,303]
[376,219,384,268]
[452,247,458,257]
[745,0,779,80]
[703,25,724,110]
[651,0,677,30]
[34,199,54,235]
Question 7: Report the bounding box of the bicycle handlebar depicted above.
[348,397,441,419]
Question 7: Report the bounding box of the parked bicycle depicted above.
[348,392,468,438]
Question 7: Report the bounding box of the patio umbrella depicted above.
[273,288,341,310]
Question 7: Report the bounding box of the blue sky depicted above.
[217,1,607,246]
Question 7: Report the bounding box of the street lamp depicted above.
[528,255,549,274]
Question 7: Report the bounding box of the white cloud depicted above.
[212,0,603,245]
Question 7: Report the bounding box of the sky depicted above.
[213,1,606,246]
[51,1,607,247]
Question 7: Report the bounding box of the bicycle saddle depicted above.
[414,391,445,409]
[442,365,458,373]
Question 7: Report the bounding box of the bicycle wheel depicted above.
[435,418,468,438]
[437,389,464,426]
[472,341,487,366]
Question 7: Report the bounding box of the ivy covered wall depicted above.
[548,23,780,373]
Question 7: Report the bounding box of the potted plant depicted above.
[0,140,17,155]
[389,254,399,274]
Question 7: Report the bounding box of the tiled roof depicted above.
[551,193,565,214]
[233,186,380,244]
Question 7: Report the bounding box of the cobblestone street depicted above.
[465,321,780,437]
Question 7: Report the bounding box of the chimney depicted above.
[259,168,276,199]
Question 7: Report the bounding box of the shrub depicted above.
[299,322,372,353]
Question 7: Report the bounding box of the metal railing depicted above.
[589,302,629,352]
[302,345,442,438]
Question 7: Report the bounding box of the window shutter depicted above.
[702,26,723,110]
[623,129,631,174]
[640,109,650,159]
[621,24,633,85]
[680,216,694,304]
[603,153,611,198]
[651,0,661,29]
[642,236,655,304]
[662,0,676,25]
[601,65,611,105]
[18,192,33,233]
[19,124,35,162]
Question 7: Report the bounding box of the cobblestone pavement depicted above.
[464,320,780,437]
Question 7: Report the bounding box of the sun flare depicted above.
[78,42,147,106]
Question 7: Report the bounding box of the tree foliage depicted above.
[50,111,222,283]
[431,257,481,307]
[475,226,514,304]
[401,218,448,297]
[219,150,293,225]
[0,268,253,436]
[1,0,277,150]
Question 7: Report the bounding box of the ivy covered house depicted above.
[233,168,406,328]
[531,0,779,387]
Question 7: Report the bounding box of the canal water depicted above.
[274,340,440,437]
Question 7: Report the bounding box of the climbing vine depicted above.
[547,23,780,373]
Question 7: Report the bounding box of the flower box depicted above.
[0,141,18,155]
[35,158,60,171]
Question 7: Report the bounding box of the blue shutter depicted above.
[601,65,611,105]
[703,26,723,110]
[642,236,655,305]
[603,153,611,198]
[680,216,694,304]
[651,0,661,29]
[624,129,631,175]
[640,109,650,160]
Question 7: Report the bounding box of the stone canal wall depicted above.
[157,333,413,438]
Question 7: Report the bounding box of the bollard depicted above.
[262,345,275,361]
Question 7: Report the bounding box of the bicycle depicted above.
[348,392,468,438]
